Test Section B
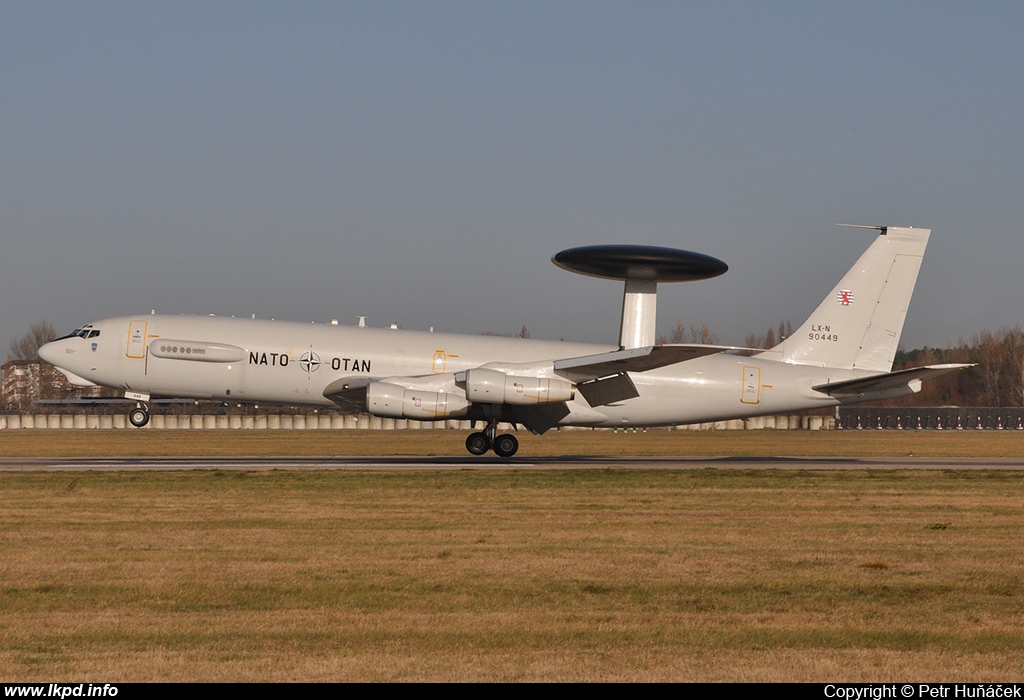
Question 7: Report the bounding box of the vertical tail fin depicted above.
[769,226,930,372]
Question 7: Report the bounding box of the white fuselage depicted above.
[41,313,848,429]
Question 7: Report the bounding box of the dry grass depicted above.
[1,463,1023,681]
[2,426,1024,457]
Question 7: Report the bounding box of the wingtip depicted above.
[834,223,886,231]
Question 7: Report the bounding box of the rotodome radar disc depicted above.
[552,244,728,282]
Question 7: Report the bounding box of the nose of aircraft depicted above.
[37,340,61,365]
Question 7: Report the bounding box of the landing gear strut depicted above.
[128,403,150,428]
[466,419,518,457]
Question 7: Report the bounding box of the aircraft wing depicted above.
[812,363,975,399]
[322,345,751,412]
[553,344,754,407]
[553,344,746,383]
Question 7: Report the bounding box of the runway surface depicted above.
[3,455,1024,471]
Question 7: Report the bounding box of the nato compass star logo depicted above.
[836,289,855,306]
[299,350,321,374]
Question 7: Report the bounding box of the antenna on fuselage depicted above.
[551,245,728,349]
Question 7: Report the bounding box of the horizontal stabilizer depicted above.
[554,344,748,383]
[813,363,974,399]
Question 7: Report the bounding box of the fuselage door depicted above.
[126,320,148,359]
[741,366,760,404]
[432,350,446,374]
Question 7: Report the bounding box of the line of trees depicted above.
[658,320,720,345]
[890,327,1024,408]
[8,321,56,362]
[4,321,63,406]
[658,319,796,349]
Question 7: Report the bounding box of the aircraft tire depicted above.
[466,432,490,456]
[129,408,150,428]
[493,434,518,458]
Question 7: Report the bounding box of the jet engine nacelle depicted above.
[366,381,470,420]
[463,368,574,405]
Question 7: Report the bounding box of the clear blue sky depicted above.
[3,1,1022,352]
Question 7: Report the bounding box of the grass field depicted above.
[1,429,1022,681]
[2,426,1024,458]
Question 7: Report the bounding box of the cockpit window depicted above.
[55,325,97,341]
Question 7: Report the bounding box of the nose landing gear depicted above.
[128,403,150,428]
[465,419,519,457]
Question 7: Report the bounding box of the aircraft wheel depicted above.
[129,407,150,428]
[493,434,518,458]
[465,432,490,456]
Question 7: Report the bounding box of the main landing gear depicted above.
[465,419,519,457]
[128,403,150,428]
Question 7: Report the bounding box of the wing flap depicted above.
[575,372,640,406]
